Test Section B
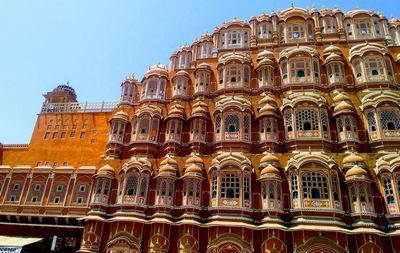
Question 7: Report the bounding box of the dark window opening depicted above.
[297,70,305,78]
[303,122,312,131]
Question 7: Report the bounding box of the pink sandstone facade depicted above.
[2,5,400,253]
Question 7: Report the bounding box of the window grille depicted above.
[244,174,250,200]
[118,174,124,196]
[125,175,138,196]
[302,172,329,199]
[291,174,298,199]
[367,111,377,132]
[140,177,148,197]
[379,110,400,130]
[269,183,275,200]
[244,114,250,134]
[285,111,293,132]
[211,173,218,198]
[320,110,329,132]
[224,114,240,133]
[337,118,343,132]
[215,115,221,133]
[295,109,319,131]
[383,177,395,204]
[221,173,240,198]
[332,175,339,200]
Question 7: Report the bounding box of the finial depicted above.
[291,2,294,8]
[334,4,338,9]
[355,6,359,10]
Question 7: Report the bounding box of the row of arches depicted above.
[90,152,400,218]
[125,43,398,105]
[104,232,384,253]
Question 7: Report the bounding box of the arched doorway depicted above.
[262,237,286,253]
[296,237,346,253]
[106,232,140,253]
[206,233,253,253]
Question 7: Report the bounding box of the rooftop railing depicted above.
[41,101,119,114]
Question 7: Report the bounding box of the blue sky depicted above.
[0,0,399,144]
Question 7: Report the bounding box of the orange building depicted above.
[2,5,400,253]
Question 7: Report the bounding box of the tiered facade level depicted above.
[3,5,400,253]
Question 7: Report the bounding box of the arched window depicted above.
[326,62,345,84]
[258,66,274,87]
[139,177,147,198]
[383,177,395,204]
[296,109,319,131]
[353,59,363,80]
[302,172,328,199]
[228,30,241,46]
[287,23,305,41]
[224,115,240,133]
[297,69,305,77]
[321,110,329,132]
[139,118,149,134]
[183,179,202,206]
[125,175,138,196]
[379,110,400,131]
[221,173,240,199]
[355,19,372,36]
[257,22,272,39]
[216,115,221,134]
[211,173,218,199]
[285,111,293,133]
[367,111,377,132]
[291,174,299,199]
[322,16,337,34]
[365,57,385,80]
[156,178,175,205]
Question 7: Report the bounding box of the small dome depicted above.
[158,164,177,176]
[191,100,209,117]
[256,58,275,69]
[111,110,129,122]
[345,165,369,179]
[160,157,178,167]
[260,164,280,177]
[97,164,115,176]
[259,103,277,116]
[52,84,77,101]
[168,103,186,119]
[333,92,350,103]
[174,70,190,79]
[257,50,275,60]
[186,154,204,165]
[333,101,354,113]
[343,153,365,165]
[195,63,212,72]
[122,75,138,84]
[185,164,203,175]
[144,64,168,79]
[324,53,343,64]
[323,45,342,55]
[258,94,277,107]
[260,153,279,164]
